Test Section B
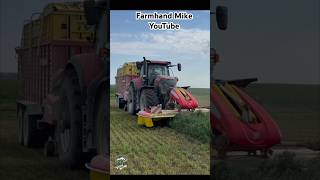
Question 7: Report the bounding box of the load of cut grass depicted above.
[169,111,210,143]
[305,139,320,151]
[257,151,304,178]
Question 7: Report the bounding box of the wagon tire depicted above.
[262,148,273,158]
[118,98,125,109]
[23,113,38,147]
[44,138,56,157]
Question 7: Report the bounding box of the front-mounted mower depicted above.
[211,79,282,159]
[210,3,281,159]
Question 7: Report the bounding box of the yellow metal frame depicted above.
[138,116,155,127]
[137,111,177,128]
[89,171,109,180]
[86,162,109,180]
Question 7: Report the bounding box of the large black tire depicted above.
[56,70,83,167]
[17,107,24,145]
[44,138,55,157]
[116,95,125,109]
[139,89,159,111]
[119,98,125,109]
[127,85,136,115]
[95,83,109,155]
[23,113,38,147]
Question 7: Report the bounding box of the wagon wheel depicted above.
[262,148,273,158]
[44,137,55,157]
[248,150,257,156]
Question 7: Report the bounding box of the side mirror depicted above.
[216,6,228,30]
[177,63,181,71]
[83,0,101,25]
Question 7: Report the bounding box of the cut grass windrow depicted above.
[110,106,210,175]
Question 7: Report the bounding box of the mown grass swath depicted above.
[213,151,320,180]
[169,111,210,143]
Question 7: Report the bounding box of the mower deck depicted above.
[137,110,178,127]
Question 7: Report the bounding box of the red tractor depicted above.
[116,57,198,115]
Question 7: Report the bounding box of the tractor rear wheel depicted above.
[127,85,136,115]
[56,70,83,167]
[139,89,159,111]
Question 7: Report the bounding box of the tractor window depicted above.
[148,65,169,77]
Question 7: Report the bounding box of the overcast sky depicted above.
[0,0,319,84]
[0,0,69,73]
[213,0,319,84]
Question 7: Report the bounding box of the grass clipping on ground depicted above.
[213,151,320,180]
[110,106,210,175]
[169,111,210,143]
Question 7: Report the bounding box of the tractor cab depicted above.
[147,63,170,85]
[136,57,180,86]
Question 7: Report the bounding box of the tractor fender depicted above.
[124,82,136,103]
[64,53,104,104]
[86,71,106,123]
[46,53,101,126]
[130,78,143,92]
[127,78,142,100]
[59,53,105,152]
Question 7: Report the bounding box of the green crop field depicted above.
[110,85,210,174]
[1,80,319,178]
[110,106,210,175]
[0,80,88,180]
[189,88,210,107]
